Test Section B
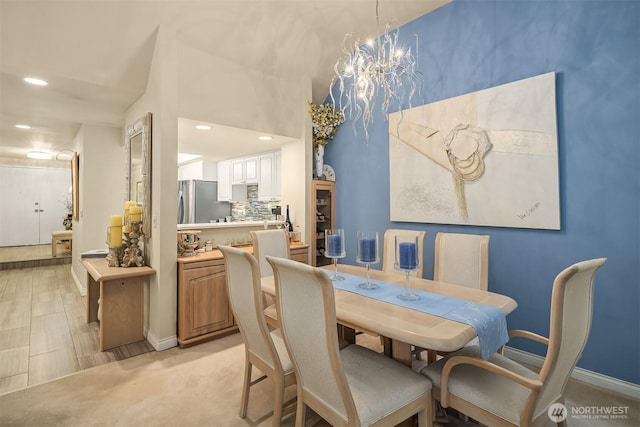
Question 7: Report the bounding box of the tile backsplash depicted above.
[231,185,279,221]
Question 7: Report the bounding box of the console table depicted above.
[82,258,155,350]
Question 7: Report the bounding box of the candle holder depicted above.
[324,229,345,281]
[394,235,421,301]
[122,220,145,267]
[106,247,123,267]
[106,225,123,267]
[356,231,380,290]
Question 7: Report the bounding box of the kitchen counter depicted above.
[177,220,283,231]
[177,242,309,264]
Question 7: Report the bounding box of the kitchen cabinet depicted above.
[258,151,281,201]
[177,257,237,347]
[311,180,335,266]
[217,160,232,201]
[177,244,308,347]
[231,156,258,184]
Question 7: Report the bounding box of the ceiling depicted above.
[0,0,449,163]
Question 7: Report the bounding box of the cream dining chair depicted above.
[266,255,433,427]
[250,229,290,326]
[420,258,607,427]
[433,232,490,291]
[218,245,296,427]
[382,229,426,277]
[416,232,491,361]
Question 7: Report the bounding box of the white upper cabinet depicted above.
[219,150,281,202]
[258,151,281,201]
[244,156,258,184]
[231,156,258,184]
[217,160,232,201]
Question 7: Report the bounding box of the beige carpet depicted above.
[0,333,313,427]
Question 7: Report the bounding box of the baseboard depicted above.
[504,346,640,399]
[70,266,86,296]
[146,330,178,351]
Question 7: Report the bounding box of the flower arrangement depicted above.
[308,101,345,147]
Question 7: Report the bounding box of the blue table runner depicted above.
[332,273,509,359]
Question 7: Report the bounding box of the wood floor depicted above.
[0,254,154,396]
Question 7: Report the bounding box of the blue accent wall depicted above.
[324,0,639,384]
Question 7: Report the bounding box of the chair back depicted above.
[433,232,490,290]
[382,229,426,277]
[532,258,606,419]
[266,256,357,424]
[219,245,282,372]
[250,229,290,277]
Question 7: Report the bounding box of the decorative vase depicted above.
[63,214,73,230]
[315,144,325,179]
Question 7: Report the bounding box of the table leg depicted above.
[337,325,356,345]
[87,273,99,323]
[389,340,413,367]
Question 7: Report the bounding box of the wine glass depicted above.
[395,234,421,301]
[356,231,380,289]
[275,215,284,229]
[325,229,345,281]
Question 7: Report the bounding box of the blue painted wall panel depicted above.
[324,0,639,383]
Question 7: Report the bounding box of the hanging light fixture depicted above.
[330,0,421,139]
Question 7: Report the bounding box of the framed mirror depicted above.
[125,113,152,237]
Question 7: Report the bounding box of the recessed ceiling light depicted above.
[258,135,273,141]
[56,151,74,161]
[24,77,48,86]
[27,151,52,160]
[195,125,211,130]
[178,153,202,164]
[15,124,31,129]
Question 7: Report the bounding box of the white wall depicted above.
[71,124,124,293]
[123,23,313,351]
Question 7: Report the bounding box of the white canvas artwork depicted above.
[389,72,560,230]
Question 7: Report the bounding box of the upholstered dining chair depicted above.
[382,229,426,277]
[415,232,491,361]
[433,232,490,291]
[250,229,290,326]
[420,258,606,427]
[266,255,433,427]
[218,245,296,427]
[250,229,291,278]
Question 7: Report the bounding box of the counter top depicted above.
[177,242,309,264]
[177,220,284,230]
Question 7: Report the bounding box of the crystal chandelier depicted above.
[330,0,421,139]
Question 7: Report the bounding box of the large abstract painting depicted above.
[389,72,560,230]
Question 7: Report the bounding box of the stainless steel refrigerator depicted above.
[177,180,231,224]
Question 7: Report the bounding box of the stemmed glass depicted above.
[395,235,421,301]
[325,229,345,281]
[356,231,380,289]
[275,215,284,229]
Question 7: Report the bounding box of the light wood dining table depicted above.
[262,264,517,366]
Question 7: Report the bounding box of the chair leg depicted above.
[272,377,284,427]
[294,395,306,427]
[240,359,252,418]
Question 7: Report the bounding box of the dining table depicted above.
[262,263,518,366]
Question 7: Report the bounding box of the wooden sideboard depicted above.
[177,243,309,348]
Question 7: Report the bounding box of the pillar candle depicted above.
[129,205,142,222]
[398,242,417,270]
[359,238,376,263]
[326,234,343,257]
[109,215,123,247]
